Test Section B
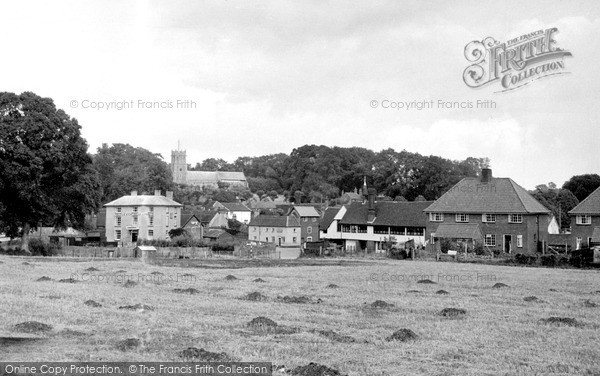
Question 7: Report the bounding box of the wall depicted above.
[248,225,301,246]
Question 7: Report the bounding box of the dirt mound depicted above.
[313,329,356,343]
[22,262,32,265]
[326,284,339,289]
[244,292,268,301]
[13,321,53,333]
[114,270,127,273]
[58,278,77,283]
[118,303,154,311]
[225,275,238,280]
[280,295,312,304]
[60,329,87,337]
[85,267,100,271]
[417,279,436,284]
[150,271,163,275]
[42,295,62,300]
[584,299,597,308]
[84,300,102,308]
[370,300,394,309]
[247,316,278,328]
[593,290,600,294]
[386,329,418,342]
[179,347,232,362]
[492,283,509,289]
[116,338,140,351]
[253,278,266,283]
[173,288,200,294]
[290,362,347,376]
[523,296,544,302]
[549,288,558,292]
[440,308,467,317]
[37,276,52,282]
[539,317,583,327]
[436,290,449,295]
[406,290,421,293]
[123,281,137,288]
[181,273,195,277]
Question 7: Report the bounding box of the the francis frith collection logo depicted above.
[463,27,572,92]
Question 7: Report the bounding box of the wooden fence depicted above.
[56,246,217,259]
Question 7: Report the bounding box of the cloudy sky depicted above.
[2,0,599,189]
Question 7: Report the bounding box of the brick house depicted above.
[104,190,182,245]
[181,213,203,240]
[423,169,552,254]
[248,215,301,246]
[320,189,432,252]
[568,186,600,249]
[288,205,321,243]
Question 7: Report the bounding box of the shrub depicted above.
[388,248,408,260]
[28,238,60,256]
[212,243,234,252]
[569,248,594,268]
[514,253,538,265]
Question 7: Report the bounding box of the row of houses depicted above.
[317,169,599,254]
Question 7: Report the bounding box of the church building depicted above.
[170,149,248,189]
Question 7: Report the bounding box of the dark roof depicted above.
[339,201,433,227]
[198,210,218,224]
[181,213,201,227]
[249,215,300,227]
[424,177,550,214]
[219,202,251,212]
[569,186,600,215]
[203,229,232,239]
[433,223,483,240]
[320,207,340,230]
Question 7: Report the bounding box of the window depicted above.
[133,206,138,213]
[116,207,122,213]
[166,215,169,227]
[517,235,523,248]
[149,207,154,213]
[429,213,444,222]
[576,237,582,250]
[253,227,256,232]
[508,214,523,223]
[115,230,121,240]
[303,217,308,222]
[293,237,297,243]
[482,214,496,223]
[307,226,312,234]
[484,234,496,246]
[148,229,154,238]
[455,213,469,223]
[149,214,154,227]
[576,215,592,225]
[312,218,317,222]
[133,215,138,226]
[116,216,122,226]
[307,236,313,242]
[272,237,275,242]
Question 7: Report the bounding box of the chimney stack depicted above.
[166,191,173,199]
[481,168,492,183]
[154,190,161,196]
[367,188,376,222]
[131,190,138,196]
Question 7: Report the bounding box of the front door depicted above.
[131,230,138,243]
[503,235,512,254]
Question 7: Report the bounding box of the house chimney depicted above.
[154,190,161,196]
[166,190,173,199]
[367,188,376,222]
[481,168,492,183]
[131,190,137,196]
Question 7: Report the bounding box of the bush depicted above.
[28,238,60,256]
[540,254,557,267]
[514,253,538,265]
[569,248,594,268]
[388,248,408,260]
[212,243,234,252]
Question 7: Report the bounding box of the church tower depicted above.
[171,148,187,185]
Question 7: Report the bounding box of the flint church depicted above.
[171,149,248,189]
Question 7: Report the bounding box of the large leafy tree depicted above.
[562,174,600,202]
[0,92,101,251]
[93,143,173,203]
[531,184,579,229]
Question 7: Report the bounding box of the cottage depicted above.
[103,190,182,245]
[321,189,432,253]
[181,213,203,239]
[424,169,552,254]
[568,186,600,249]
[213,202,252,224]
[248,215,301,246]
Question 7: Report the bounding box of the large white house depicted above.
[104,190,182,245]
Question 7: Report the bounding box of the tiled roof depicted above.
[569,186,600,215]
[187,171,247,182]
[433,223,483,240]
[342,192,362,200]
[181,213,201,227]
[104,194,182,207]
[291,206,320,217]
[220,202,251,212]
[204,228,231,239]
[249,215,300,228]
[198,211,218,224]
[339,201,432,227]
[424,177,550,214]
[320,207,340,230]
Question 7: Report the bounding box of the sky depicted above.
[2,0,599,189]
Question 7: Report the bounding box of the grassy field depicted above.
[1,254,599,375]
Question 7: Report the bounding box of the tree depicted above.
[562,174,600,202]
[93,143,173,203]
[531,186,579,229]
[168,228,188,238]
[0,92,101,251]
